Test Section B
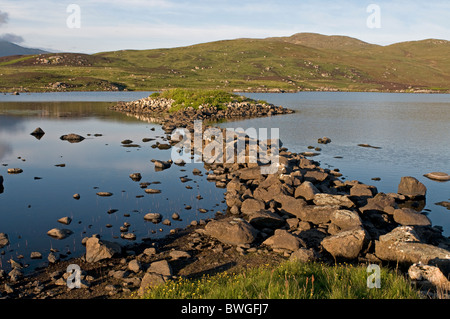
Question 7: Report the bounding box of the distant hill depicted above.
[0,32,449,93]
[0,40,48,57]
[271,33,379,51]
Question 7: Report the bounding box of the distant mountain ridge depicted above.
[0,40,48,57]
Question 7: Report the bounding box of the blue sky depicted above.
[1,0,450,53]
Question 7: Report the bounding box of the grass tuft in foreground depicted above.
[139,260,421,299]
[149,88,265,112]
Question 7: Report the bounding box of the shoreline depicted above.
[1,94,449,299]
[2,87,450,95]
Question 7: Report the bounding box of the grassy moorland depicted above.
[1,33,449,93]
[139,260,421,299]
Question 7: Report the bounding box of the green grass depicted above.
[139,260,421,299]
[150,88,265,112]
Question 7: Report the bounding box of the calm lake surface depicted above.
[0,91,449,272]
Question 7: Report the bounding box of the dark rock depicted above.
[129,173,142,181]
[153,160,171,170]
[7,168,23,174]
[30,127,45,139]
[246,210,286,229]
[60,134,85,143]
[317,137,331,144]
[397,176,427,199]
[0,233,9,248]
[435,201,450,210]
[47,228,73,239]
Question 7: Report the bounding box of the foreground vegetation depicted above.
[1,33,449,93]
[139,260,421,299]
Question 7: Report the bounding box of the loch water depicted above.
[0,91,449,272]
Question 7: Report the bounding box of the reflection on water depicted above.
[0,101,226,273]
[0,92,449,274]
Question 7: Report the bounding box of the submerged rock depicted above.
[47,228,73,239]
[7,168,23,174]
[0,233,9,248]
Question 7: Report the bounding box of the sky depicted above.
[1,0,449,54]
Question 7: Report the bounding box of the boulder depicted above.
[274,195,307,217]
[303,170,329,183]
[294,205,335,225]
[0,233,9,248]
[128,259,141,273]
[374,226,450,271]
[397,176,427,199]
[147,260,173,277]
[294,181,319,201]
[169,250,191,260]
[350,184,377,197]
[289,248,318,263]
[330,209,363,231]
[393,208,431,226]
[236,167,263,181]
[85,237,121,263]
[47,228,73,239]
[240,198,265,214]
[313,193,355,208]
[408,263,450,290]
[263,229,305,251]
[321,227,368,259]
[139,273,166,296]
[246,210,286,229]
[359,192,397,214]
[204,217,258,246]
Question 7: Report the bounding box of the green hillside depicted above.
[1,33,449,93]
